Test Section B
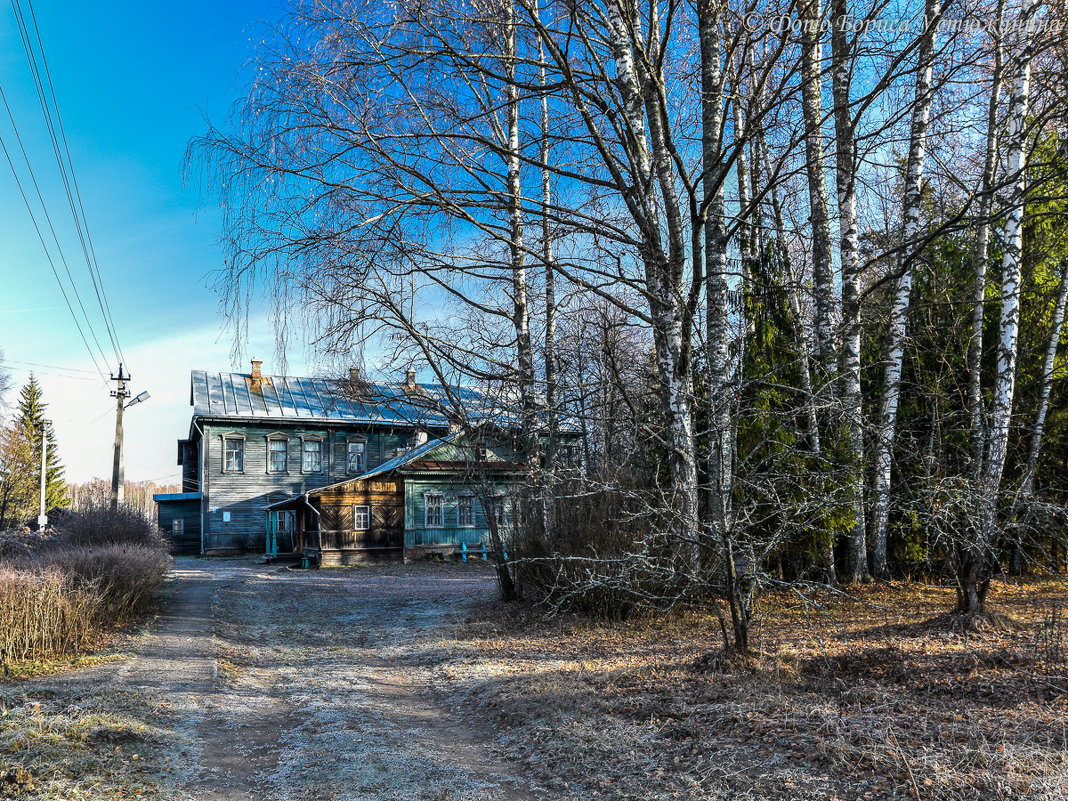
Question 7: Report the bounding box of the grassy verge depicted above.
[438,578,1068,800]
[0,681,180,800]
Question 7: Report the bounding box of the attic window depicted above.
[475,441,487,461]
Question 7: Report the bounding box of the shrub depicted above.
[513,479,680,620]
[58,503,166,549]
[47,545,173,623]
[0,506,173,665]
[0,566,97,662]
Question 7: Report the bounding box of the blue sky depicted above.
[0,0,308,484]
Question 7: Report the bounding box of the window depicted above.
[425,493,444,528]
[475,441,487,461]
[354,505,370,530]
[224,438,244,472]
[268,438,288,472]
[560,444,579,466]
[347,440,366,474]
[489,495,507,526]
[172,519,184,536]
[457,495,475,527]
[267,510,295,532]
[302,439,323,472]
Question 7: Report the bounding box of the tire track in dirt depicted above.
[70,559,542,800]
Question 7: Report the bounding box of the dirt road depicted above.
[109,559,544,800]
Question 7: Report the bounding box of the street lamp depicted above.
[125,390,150,409]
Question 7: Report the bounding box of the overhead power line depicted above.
[0,127,109,384]
[0,86,112,377]
[7,0,125,366]
[0,358,99,375]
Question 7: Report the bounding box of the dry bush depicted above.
[0,507,173,665]
[0,566,97,662]
[513,479,683,619]
[58,503,165,549]
[47,545,172,624]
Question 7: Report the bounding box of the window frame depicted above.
[266,435,289,474]
[347,438,367,475]
[457,493,475,528]
[353,504,370,531]
[301,436,324,474]
[489,494,507,526]
[222,435,245,473]
[424,493,445,528]
[267,510,295,532]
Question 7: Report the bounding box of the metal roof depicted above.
[190,371,500,427]
[153,492,202,502]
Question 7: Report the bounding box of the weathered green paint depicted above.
[403,474,515,549]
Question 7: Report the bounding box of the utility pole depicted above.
[110,364,129,511]
[37,431,48,529]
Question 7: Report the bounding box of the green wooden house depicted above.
[154,361,567,563]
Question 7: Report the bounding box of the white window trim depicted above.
[347,438,367,474]
[266,434,289,474]
[457,493,476,528]
[353,504,370,531]
[222,434,245,473]
[425,493,445,528]
[300,435,325,474]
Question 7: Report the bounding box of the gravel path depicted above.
[93,558,544,800]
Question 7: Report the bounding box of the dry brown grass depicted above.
[0,546,171,665]
[0,567,97,663]
[440,577,1068,800]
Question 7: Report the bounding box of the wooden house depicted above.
[154,361,563,562]
[263,433,522,564]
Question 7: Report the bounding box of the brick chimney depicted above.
[349,367,360,383]
[250,359,263,389]
[404,369,417,391]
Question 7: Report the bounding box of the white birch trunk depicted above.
[799,0,837,367]
[964,0,1039,614]
[968,0,1007,472]
[1020,264,1068,497]
[605,0,700,565]
[756,122,833,580]
[504,0,537,464]
[869,0,941,580]
[831,0,866,582]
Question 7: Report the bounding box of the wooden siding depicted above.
[403,476,515,549]
[315,476,403,550]
[199,422,423,552]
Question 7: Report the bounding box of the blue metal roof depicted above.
[153,492,202,502]
[190,371,500,427]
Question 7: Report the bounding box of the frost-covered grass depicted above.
[0,682,180,800]
[436,578,1068,801]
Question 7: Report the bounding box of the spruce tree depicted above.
[16,375,69,511]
